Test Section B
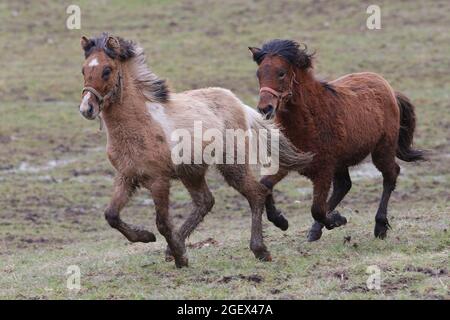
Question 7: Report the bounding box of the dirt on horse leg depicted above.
[150,179,188,268]
[165,175,215,262]
[104,176,156,243]
[260,168,289,231]
[308,169,352,242]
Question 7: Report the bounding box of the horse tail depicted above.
[395,91,426,162]
[244,105,313,171]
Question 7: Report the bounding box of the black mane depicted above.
[83,33,135,61]
[253,39,314,70]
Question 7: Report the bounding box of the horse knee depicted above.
[260,176,274,190]
[192,192,214,218]
[156,215,170,236]
[104,208,119,228]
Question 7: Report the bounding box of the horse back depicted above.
[177,87,250,131]
[329,72,400,165]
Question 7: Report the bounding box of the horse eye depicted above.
[278,71,286,79]
[102,67,111,80]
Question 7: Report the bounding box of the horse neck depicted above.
[276,69,329,147]
[101,66,150,139]
[280,70,320,118]
[295,68,327,106]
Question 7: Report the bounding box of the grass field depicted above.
[0,0,449,299]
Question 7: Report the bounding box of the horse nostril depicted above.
[87,103,94,116]
[264,105,274,115]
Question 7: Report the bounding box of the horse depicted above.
[249,39,425,242]
[78,34,312,268]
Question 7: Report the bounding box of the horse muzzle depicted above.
[80,92,100,120]
[258,103,276,120]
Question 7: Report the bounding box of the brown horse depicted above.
[249,39,425,241]
[78,34,311,267]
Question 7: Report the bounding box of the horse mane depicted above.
[253,39,337,95]
[83,33,170,103]
[127,45,170,103]
[252,39,315,70]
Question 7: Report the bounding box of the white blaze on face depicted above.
[145,102,174,144]
[88,57,99,67]
[80,92,92,113]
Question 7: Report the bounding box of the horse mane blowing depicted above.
[252,39,315,70]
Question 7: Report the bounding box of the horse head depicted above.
[79,34,132,120]
[249,39,313,120]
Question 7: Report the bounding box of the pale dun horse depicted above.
[79,34,312,268]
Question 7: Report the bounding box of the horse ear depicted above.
[80,36,90,51]
[106,36,121,55]
[248,47,261,58]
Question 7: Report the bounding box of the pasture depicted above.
[0,0,449,299]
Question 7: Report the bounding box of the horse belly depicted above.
[339,107,384,167]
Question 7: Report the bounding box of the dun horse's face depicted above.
[79,36,121,120]
[250,49,294,120]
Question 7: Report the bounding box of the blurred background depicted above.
[0,0,448,299]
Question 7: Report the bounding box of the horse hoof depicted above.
[269,213,289,231]
[325,211,347,230]
[165,248,174,262]
[253,249,272,262]
[257,252,272,262]
[175,255,189,268]
[307,221,323,242]
[307,229,322,242]
[374,220,390,239]
[138,230,157,243]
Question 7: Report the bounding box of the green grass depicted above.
[0,0,449,299]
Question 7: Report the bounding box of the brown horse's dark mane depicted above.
[254,39,337,97]
[252,39,314,70]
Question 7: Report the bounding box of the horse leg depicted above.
[104,176,156,243]
[165,174,215,262]
[149,178,188,268]
[218,164,271,261]
[372,150,400,239]
[310,173,348,232]
[260,169,289,231]
[307,168,352,242]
